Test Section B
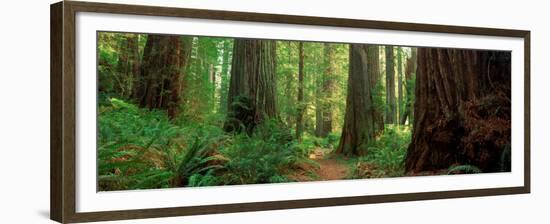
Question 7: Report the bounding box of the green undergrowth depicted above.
[348,125,411,179]
[98,98,310,191]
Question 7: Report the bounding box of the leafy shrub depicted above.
[98,98,226,190]
[350,125,411,178]
[298,132,340,152]
[219,135,292,184]
[323,132,341,149]
[188,170,219,187]
[219,121,300,185]
[175,128,226,187]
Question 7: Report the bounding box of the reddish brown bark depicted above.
[225,39,278,133]
[405,48,511,173]
[336,44,376,156]
[134,35,191,119]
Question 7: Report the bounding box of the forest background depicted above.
[98,32,511,191]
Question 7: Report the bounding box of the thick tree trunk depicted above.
[335,44,376,156]
[134,35,191,119]
[385,46,397,124]
[367,45,384,133]
[405,49,511,173]
[296,42,305,141]
[225,39,278,133]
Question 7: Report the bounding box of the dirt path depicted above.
[309,148,349,180]
[315,158,349,180]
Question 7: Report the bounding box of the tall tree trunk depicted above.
[284,42,295,128]
[209,64,215,84]
[315,72,323,136]
[296,42,305,141]
[405,49,511,173]
[367,45,384,133]
[209,63,216,109]
[397,47,403,123]
[115,34,134,97]
[400,48,417,125]
[128,34,140,98]
[177,36,193,115]
[335,44,376,156]
[316,43,337,137]
[410,48,417,122]
[134,35,191,119]
[225,39,278,133]
[219,40,232,114]
[385,46,397,124]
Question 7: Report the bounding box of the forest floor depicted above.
[289,148,351,181]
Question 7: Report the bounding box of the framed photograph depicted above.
[50,1,530,223]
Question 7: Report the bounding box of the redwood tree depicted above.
[405,48,511,173]
[219,40,233,114]
[296,42,305,141]
[367,45,384,133]
[336,44,375,156]
[397,47,404,122]
[385,46,397,124]
[134,35,191,119]
[224,39,278,133]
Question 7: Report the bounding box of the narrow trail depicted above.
[308,148,349,180]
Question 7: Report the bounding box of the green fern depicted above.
[447,165,482,174]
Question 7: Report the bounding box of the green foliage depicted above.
[447,165,482,175]
[175,128,225,187]
[183,37,233,121]
[499,144,511,172]
[97,33,433,191]
[350,125,411,178]
[98,32,144,98]
[98,97,173,190]
[98,98,308,190]
[404,74,416,119]
[373,79,386,117]
[188,170,219,187]
[219,121,300,185]
[298,132,340,153]
[275,41,349,132]
[98,98,225,190]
